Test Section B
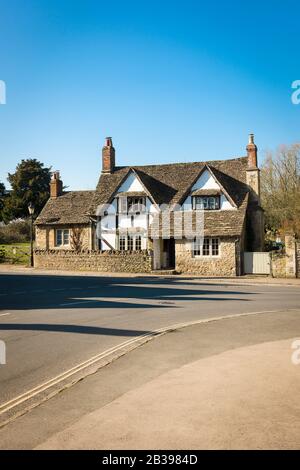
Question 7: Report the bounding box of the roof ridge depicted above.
[115,155,248,170]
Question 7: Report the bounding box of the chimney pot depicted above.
[248,133,255,145]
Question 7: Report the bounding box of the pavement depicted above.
[0,269,300,449]
[0,309,299,449]
[1,263,300,285]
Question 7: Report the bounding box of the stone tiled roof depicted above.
[191,188,221,196]
[89,156,249,213]
[35,191,95,225]
[36,156,250,237]
[116,191,147,197]
[149,193,249,238]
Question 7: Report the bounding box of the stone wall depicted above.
[34,249,153,273]
[271,235,299,278]
[271,253,286,278]
[35,225,91,251]
[175,237,237,276]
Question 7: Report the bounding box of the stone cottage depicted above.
[34,134,264,275]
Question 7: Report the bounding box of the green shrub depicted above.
[0,219,31,244]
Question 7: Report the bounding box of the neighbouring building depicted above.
[34,134,264,275]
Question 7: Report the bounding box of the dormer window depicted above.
[128,196,146,214]
[117,194,147,214]
[192,195,220,210]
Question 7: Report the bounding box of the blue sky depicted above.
[0,0,299,190]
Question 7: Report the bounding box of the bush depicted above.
[0,219,31,244]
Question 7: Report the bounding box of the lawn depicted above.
[0,243,30,265]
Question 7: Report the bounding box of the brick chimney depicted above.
[102,137,115,173]
[246,133,260,199]
[50,171,63,198]
[246,133,258,168]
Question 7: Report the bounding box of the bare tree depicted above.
[70,227,84,253]
[261,143,300,236]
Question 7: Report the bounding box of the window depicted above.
[202,238,210,256]
[192,238,219,257]
[118,197,127,214]
[119,235,126,251]
[193,238,202,256]
[119,234,143,251]
[135,235,142,251]
[56,229,70,247]
[127,197,146,214]
[212,238,219,256]
[192,196,220,210]
[127,235,134,251]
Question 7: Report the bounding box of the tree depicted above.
[0,182,6,221]
[2,159,51,222]
[70,227,83,253]
[261,144,300,236]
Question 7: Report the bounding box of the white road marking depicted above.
[0,307,299,422]
[0,313,11,317]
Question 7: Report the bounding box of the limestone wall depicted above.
[271,235,299,278]
[34,249,153,273]
[35,225,91,251]
[271,253,286,278]
[175,238,237,276]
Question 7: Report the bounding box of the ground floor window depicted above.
[119,234,143,251]
[55,229,70,247]
[192,237,219,257]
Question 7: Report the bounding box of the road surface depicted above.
[0,271,300,427]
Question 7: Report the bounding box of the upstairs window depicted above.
[127,197,146,214]
[55,229,70,247]
[118,196,147,214]
[192,196,220,210]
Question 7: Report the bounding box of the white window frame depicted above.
[192,196,220,210]
[192,237,220,258]
[118,234,143,251]
[55,229,70,247]
[127,197,146,214]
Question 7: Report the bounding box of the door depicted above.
[163,238,175,269]
[244,252,271,274]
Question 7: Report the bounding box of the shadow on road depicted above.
[0,273,253,313]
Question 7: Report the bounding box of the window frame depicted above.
[118,234,143,251]
[192,237,220,258]
[127,196,147,214]
[55,228,70,247]
[192,195,220,211]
